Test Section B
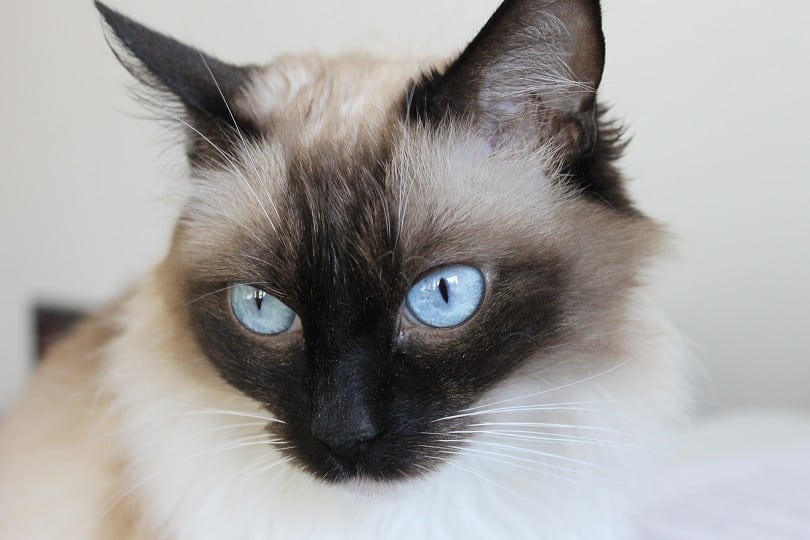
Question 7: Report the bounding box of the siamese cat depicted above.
[0,1,690,538]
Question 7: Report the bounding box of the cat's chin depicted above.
[322,471,426,502]
[332,478,396,499]
[294,450,428,486]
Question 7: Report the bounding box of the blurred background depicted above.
[1,0,808,419]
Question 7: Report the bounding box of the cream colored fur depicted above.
[0,55,691,540]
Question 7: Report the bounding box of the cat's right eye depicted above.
[230,283,300,335]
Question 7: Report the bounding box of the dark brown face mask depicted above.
[97,0,655,483]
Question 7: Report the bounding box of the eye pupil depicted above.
[231,283,298,335]
[254,289,266,310]
[405,265,484,328]
[438,278,449,304]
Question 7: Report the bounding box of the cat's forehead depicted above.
[236,54,432,145]
[177,55,578,277]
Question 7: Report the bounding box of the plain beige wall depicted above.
[1,0,808,414]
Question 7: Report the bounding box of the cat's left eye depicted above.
[405,265,485,328]
[230,283,300,335]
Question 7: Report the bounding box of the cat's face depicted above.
[99,0,658,483]
[179,122,579,482]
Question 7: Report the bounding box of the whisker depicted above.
[423,455,526,501]
[422,442,603,496]
[437,447,607,493]
[459,439,610,471]
[471,397,647,411]
[198,52,281,235]
[467,421,626,434]
[225,433,286,445]
[435,402,646,422]
[433,429,636,450]
[170,407,285,424]
[249,457,296,484]
[185,281,281,306]
[99,436,283,521]
[144,103,268,244]
[226,453,295,487]
[426,442,605,481]
[456,359,633,415]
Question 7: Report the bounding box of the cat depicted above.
[0,1,691,538]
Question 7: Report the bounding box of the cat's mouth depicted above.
[270,422,455,484]
[290,438,423,483]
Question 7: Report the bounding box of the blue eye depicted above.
[231,283,299,335]
[405,265,485,328]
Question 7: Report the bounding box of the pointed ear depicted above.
[95,2,258,165]
[410,0,605,156]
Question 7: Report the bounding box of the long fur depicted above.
[0,5,692,539]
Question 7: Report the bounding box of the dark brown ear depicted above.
[95,1,258,166]
[410,0,605,156]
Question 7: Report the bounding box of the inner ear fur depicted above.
[410,0,605,156]
[95,1,259,167]
[408,0,638,211]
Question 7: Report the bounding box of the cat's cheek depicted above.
[185,297,305,406]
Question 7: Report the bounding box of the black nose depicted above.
[311,408,380,462]
[315,430,376,461]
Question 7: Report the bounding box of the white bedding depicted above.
[635,412,810,539]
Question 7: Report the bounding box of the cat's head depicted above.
[98,0,660,484]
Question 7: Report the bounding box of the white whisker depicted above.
[99,433,282,522]
[423,455,526,501]
[198,52,281,235]
[171,407,285,424]
[426,442,604,480]
[460,439,609,471]
[441,447,607,492]
[226,452,294,487]
[433,429,636,449]
[455,359,633,415]
[467,421,626,434]
[435,402,645,422]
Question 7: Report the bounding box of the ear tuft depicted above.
[95,1,253,128]
[95,2,261,169]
